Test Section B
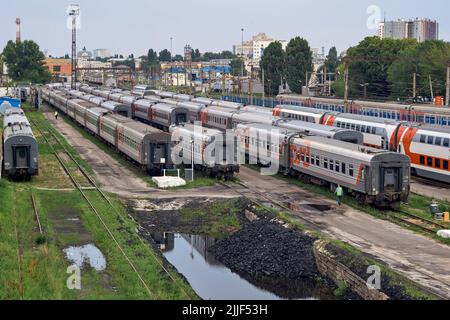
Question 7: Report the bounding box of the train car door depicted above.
[13,146,30,169]
[380,167,400,193]
[151,143,168,165]
[176,113,187,125]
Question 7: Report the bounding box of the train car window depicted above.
[361,125,366,132]
[306,155,310,163]
[420,135,426,143]
[301,153,305,162]
[349,165,354,177]
[351,124,356,130]
[435,159,441,169]
[420,156,425,165]
[444,139,450,147]
[356,125,360,131]
[316,156,320,166]
[427,136,434,144]
[444,160,449,170]
[342,163,346,174]
[335,161,340,173]
[329,160,334,171]
[324,158,328,169]
[435,137,442,146]
[346,123,351,129]
[371,127,376,134]
[427,157,433,167]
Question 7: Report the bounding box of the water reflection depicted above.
[151,233,335,300]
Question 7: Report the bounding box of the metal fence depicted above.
[221,95,279,108]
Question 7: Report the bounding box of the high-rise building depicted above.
[93,49,111,59]
[233,33,288,63]
[379,18,439,42]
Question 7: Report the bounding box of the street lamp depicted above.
[241,28,244,78]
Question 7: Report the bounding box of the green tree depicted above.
[159,49,171,62]
[324,47,339,73]
[285,37,313,93]
[2,40,51,84]
[344,36,417,98]
[147,49,159,65]
[259,41,286,95]
[230,58,247,76]
[191,49,202,62]
[173,54,184,61]
[388,40,450,100]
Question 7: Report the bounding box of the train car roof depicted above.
[236,123,305,142]
[100,101,130,112]
[277,94,450,116]
[102,113,135,124]
[241,105,273,114]
[233,111,276,125]
[171,123,223,140]
[204,106,237,117]
[122,120,169,137]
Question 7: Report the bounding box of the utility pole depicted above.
[262,69,265,107]
[328,73,332,96]
[305,71,309,96]
[344,64,349,102]
[446,64,450,106]
[68,5,80,89]
[249,65,254,105]
[241,28,244,78]
[429,75,434,101]
[413,72,417,100]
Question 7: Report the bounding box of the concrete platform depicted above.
[152,176,186,189]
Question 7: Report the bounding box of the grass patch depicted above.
[178,199,242,239]
[0,183,78,299]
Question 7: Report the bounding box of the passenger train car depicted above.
[42,87,240,178]
[277,94,450,127]
[170,123,240,179]
[273,104,450,183]
[42,87,171,173]
[2,108,38,178]
[235,123,410,209]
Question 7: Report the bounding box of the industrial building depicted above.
[45,58,72,82]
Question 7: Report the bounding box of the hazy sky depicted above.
[1,0,448,57]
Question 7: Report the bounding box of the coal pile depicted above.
[210,219,320,283]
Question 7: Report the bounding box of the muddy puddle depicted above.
[63,244,107,271]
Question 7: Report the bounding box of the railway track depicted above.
[31,192,43,235]
[390,210,449,235]
[219,180,323,231]
[30,116,194,299]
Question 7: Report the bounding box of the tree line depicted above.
[332,37,450,101]
[259,37,316,95]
